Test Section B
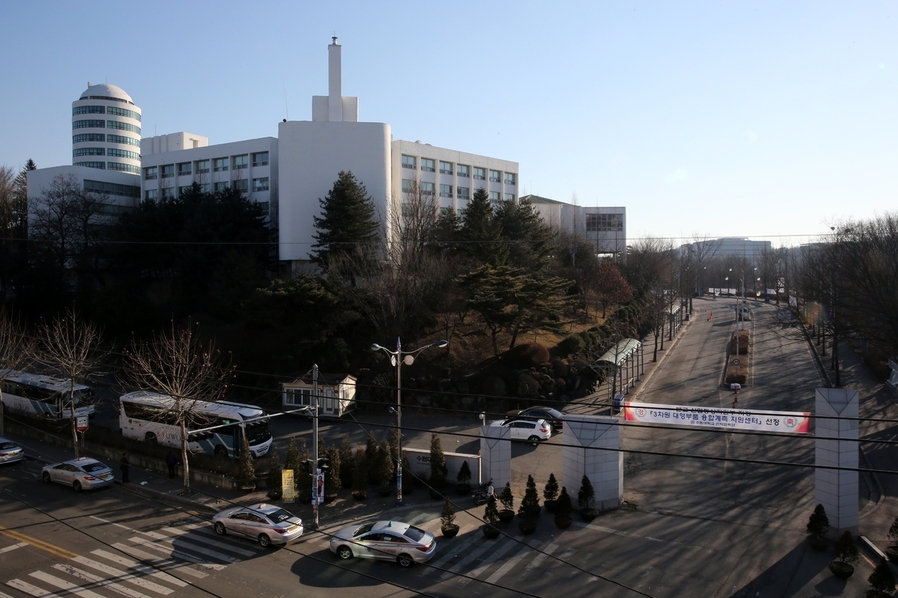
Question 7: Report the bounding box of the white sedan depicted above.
[41,457,114,491]
[212,503,303,548]
[330,520,436,567]
[0,437,25,464]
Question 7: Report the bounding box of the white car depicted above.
[212,503,303,548]
[489,418,552,445]
[330,520,436,567]
[0,437,25,464]
[41,457,114,491]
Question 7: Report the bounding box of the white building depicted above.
[72,83,142,175]
[525,195,627,257]
[679,237,772,264]
[140,134,278,225]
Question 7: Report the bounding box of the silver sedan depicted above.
[41,457,114,491]
[212,503,303,548]
[0,437,25,464]
[329,520,437,567]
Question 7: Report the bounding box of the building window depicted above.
[585,213,624,232]
[457,186,470,200]
[199,183,211,193]
[421,182,435,195]
[73,106,105,115]
[252,177,269,192]
[474,167,486,180]
[489,169,501,182]
[421,158,435,172]
[401,179,414,193]
[74,161,105,169]
[457,164,470,178]
[107,148,140,160]
[233,178,248,192]
[73,148,105,157]
[214,181,229,192]
[440,184,453,198]
[106,106,141,121]
[106,134,140,146]
[161,187,175,198]
[144,189,158,200]
[232,155,248,170]
[177,162,192,176]
[112,162,140,175]
[440,161,453,174]
[179,185,193,195]
[504,172,516,185]
[252,152,269,167]
[106,120,141,134]
[161,164,175,179]
[402,155,416,169]
[196,159,210,174]
[144,166,158,180]
[85,179,140,198]
[213,158,228,172]
[504,193,515,201]
[73,133,105,143]
[73,119,104,129]
[489,191,500,201]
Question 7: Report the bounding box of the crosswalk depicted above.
[3,516,267,598]
[4,514,579,596]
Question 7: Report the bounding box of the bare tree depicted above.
[121,320,234,488]
[33,308,106,456]
[0,309,35,435]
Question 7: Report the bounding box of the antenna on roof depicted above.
[332,34,337,44]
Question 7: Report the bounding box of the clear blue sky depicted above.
[2,1,895,247]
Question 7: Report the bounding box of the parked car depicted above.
[329,520,436,567]
[505,406,565,432]
[489,418,552,446]
[212,503,304,548]
[0,437,25,464]
[41,457,114,491]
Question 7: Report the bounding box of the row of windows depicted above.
[72,119,141,134]
[75,161,139,173]
[107,134,140,147]
[73,105,141,121]
[84,179,141,198]
[73,119,105,129]
[402,179,515,202]
[144,153,268,180]
[73,147,141,160]
[73,133,106,143]
[401,155,515,184]
[144,178,269,199]
[585,214,624,232]
[107,120,141,134]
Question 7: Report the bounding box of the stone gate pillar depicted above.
[563,415,622,510]
[815,388,859,534]
[480,424,511,492]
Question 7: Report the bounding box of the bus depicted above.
[0,370,96,420]
[119,391,273,458]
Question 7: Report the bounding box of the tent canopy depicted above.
[597,338,641,367]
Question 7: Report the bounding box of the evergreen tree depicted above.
[338,435,355,489]
[833,530,859,565]
[266,449,282,491]
[869,557,896,595]
[284,438,302,480]
[578,475,596,511]
[429,432,448,482]
[493,196,555,270]
[519,474,541,517]
[543,473,560,504]
[555,487,573,518]
[807,503,829,538]
[310,170,380,282]
[459,187,504,266]
[499,482,514,512]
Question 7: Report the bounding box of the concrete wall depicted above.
[815,388,859,533]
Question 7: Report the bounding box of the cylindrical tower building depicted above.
[72,83,141,175]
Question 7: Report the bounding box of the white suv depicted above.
[489,418,552,446]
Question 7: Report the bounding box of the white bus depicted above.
[119,391,273,458]
[0,370,96,419]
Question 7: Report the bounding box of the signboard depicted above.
[623,402,810,434]
[315,470,325,505]
[282,470,295,503]
[76,415,89,432]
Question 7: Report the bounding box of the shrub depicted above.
[284,438,302,484]
[441,499,456,528]
[869,557,896,596]
[807,504,829,537]
[429,433,447,482]
[351,448,368,493]
[375,439,394,488]
[237,435,255,484]
[543,473,559,504]
[365,436,379,484]
[457,461,472,485]
[555,487,573,518]
[833,530,859,565]
[499,482,514,512]
[484,495,500,525]
[578,475,595,511]
[266,449,282,490]
[519,474,540,517]
[338,435,354,489]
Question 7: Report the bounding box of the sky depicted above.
[1,1,895,248]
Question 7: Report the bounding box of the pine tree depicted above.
[459,187,504,266]
[310,170,380,282]
[543,473,560,504]
[869,557,896,595]
[833,530,859,565]
[807,503,829,538]
[519,474,540,517]
[429,432,448,491]
[499,482,514,512]
[266,449,282,492]
[284,438,302,484]
[441,499,456,528]
[555,487,573,518]
[237,434,255,486]
[578,475,595,511]
[338,435,355,489]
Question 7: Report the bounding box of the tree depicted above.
[0,309,35,435]
[375,439,394,489]
[499,482,514,512]
[441,499,456,528]
[285,438,302,483]
[351,448,368,495]
[543,473,560,509]
[266,449,282,492]
[458,187,504,267]
[338,435,355,489]
[237,434,255,487]
[121,320,234,488]
[310,171,380,283]
[519,474,540,517]
[483,494,500,525]
[806,503,830,538]
[868,556,896,596]
[0,164,30,302]
[493,196,555,271]
[555,486,573,518]
[429,432,448,493]
[457,461,472,486]
[833,530,859,565]
[578,475,596,511]
[34,308,106,456]
[589,259,634,318]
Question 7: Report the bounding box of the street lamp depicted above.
[371,337,448,506]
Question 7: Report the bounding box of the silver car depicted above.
[329,520,437,567]
[212,503,303,548]
[0,437,25,464]
[41,457,114,491]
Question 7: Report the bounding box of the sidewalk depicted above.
[9,428,448,531]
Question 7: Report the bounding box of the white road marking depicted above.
[28,571,105,598]
[74,555,175,595]
[52,563,154,598]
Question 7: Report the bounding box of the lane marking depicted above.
[98,548,194,585]
[6,578,65,597]
[28,571,105,597]
[74,555,175,595]
[0,526,77,560]
[0,541,28,554]
[52,563,154,598]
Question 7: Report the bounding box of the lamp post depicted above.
[371,337,448,506]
